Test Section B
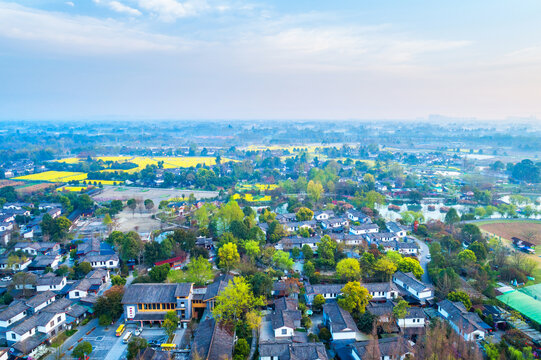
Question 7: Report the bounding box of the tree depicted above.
[392,299,410,321]
[444,208,460,226]
[307,180,324,203]
[312,294,326,312]
[397,257,424,280]
[111,275,126,286]
[272,250,294,271]
[95,285,125,321]
[447,291,472,310]
[336,258,361,281]
[373,258,397,281]
[103,213,113,230]
[12,271,36,296]
[303,260,315,278]
[75,262,92,278]
[244,240,260,262]
[468,241,487,261]
[296,207,314,221]
[212,277,265,327]
[461,224,482,243]
[162,311,178,339]
[127,337,148,360]
[458,249,477,264]
[302,244,313,260]
[72,341,92,359]
[149,264,170,282]
[266,220,286,243]
[144,199,154,212]
[184,256,214,285]
[234,338,250,359]
[316,235,337,268]
[127,198,137,215]
[169,229,196,255]
[99,314,112,326]
[218,242,240,272]
[338,281,372,315]
[249,272,273,298]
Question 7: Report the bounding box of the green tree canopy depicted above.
[338,281,372,315]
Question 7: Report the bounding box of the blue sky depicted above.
[1,0,540,120]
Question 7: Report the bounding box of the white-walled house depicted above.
[437,300,488,341]
[386,221,408,238]
[304,283,345,305]
[323,302,358,340]
[314,210,334,221]
[26,291,56,313]
[36,274,67,292]
[271,298,301,338]
[0,301,29,329]
[397,307,426,329]
[392,271,434,303]
[349,223,379,235]
[363,282,399,301]
[80,253,119,269]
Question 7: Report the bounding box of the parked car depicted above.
[135,328,142,336]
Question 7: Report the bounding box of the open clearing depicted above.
[478,220,541,245]
[478,220,541,285]
[92,186,218,205]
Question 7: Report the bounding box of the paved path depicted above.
[409,235,432,284]
[45,318,99,360]
[104,334,127,360]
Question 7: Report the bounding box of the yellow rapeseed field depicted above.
[57,186,89,192]
[14,171,87,182]
[54,156,237,174]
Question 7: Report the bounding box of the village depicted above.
[0,126,539,360]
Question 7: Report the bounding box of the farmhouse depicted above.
[437,300,488,341]
[304,283,345,305]
[323,302,358,340]
[392,271,434,303]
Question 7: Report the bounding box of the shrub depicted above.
[319,327,331,342]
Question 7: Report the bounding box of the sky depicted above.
[1,0,541,121]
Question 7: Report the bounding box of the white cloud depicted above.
[136,0,210,21]
[0,2,189,54]
[94,0,142,16]
[65,1,74,6]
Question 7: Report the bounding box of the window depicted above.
[57,316,61,322]
[138,304,142,310]
[75,291,79,297]
[281,329,287,335]
[50,320,54,327]
[11,334,16,339]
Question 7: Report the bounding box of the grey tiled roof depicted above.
[259,342,328,360]
[271,309,301,330]
[393,271,432,293]
[190,318,234,360]
[25,291,56,309]
[304,283,345,297]
[352,337,412,358]
[203,274,233,301]
[362,282,398,293]
[36,273,65,287]
[0,301,29,321]
[122,283,192,304]
[323,302,358,333]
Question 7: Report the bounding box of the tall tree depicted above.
[337,281,372,315]
[218,242,240,272]
[212,277,264,327]
[336,258,362,281]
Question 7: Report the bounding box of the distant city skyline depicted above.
[1,0,540,120]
